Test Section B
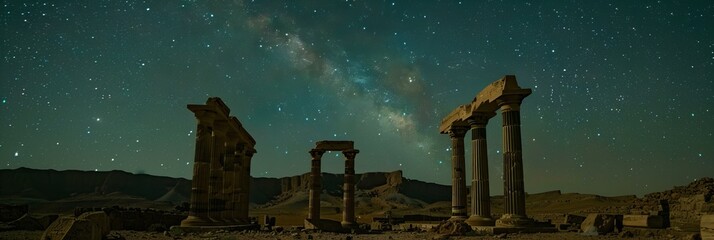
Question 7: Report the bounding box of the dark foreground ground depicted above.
[0,228,702,240]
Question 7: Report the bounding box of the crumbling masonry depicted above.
[181,97,257,227]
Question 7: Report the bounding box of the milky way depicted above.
[1,1,712,196]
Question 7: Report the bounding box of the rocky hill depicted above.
[0,168,449,213]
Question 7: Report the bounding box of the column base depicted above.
[466,215,495,226]
[496,214,533,227]
[180,215,213,227]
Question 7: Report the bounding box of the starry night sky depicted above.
[1,1,712,197]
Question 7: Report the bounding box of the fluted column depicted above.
[238,149,255,223]
[342,149,359,228]
[221,136,238,223]
[307,149,325,221]
[496,102,532,227]
[208,120,228,224]
[466,114,495,226]
[180,110,216,227]
[448,126,469,221]
[232,144,244,223]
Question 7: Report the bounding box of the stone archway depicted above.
[305,141,360,230]
[439,75,533,227]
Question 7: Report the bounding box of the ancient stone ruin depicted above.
[439,75,533,227]
[305,141,360,230]
[180,97,257,227]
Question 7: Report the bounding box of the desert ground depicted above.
[0,168,711,239]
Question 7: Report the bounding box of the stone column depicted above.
[238,149,255,223]
[466,115,495,226]
[342,149,359,228]
[208,120,228,224]
[448,126,469,221]
[221,135,238,223]
[307,149,325,221]
[180,110,216,227]
[232,144,244,223]
[496,101,532,227]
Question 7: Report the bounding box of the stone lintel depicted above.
[229,116,257,146]
[439,104,471,133]
[315,141,354,151]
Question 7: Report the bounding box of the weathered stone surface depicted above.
[702,214,714,240]
[623,215,665,228]
[41,211,110,240]
[432,220,473,235]
[580,214,617,235]
[78,211,110,236]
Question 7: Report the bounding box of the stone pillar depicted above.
[181,110,216,227]
[221,136,238,223]
[232,144,244,223]
[466,115,495,226]
[448,126,469,221]
[496,101,532,227]
[208,120,228,224]
[307,149,325,221]
[342,149,359,228]
[238,149,255,223]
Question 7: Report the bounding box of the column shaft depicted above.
[232,146,243,223]
[496,103,532,227]
[308,149,324,221]
[342,150,359,228]
[466,119,494,226]
[221,138,237,223]
[449,127,468,221]
[181,111,215,227]
[239,150,254,223]
[208,122,227,224]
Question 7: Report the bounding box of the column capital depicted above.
[497,95,525,111]
[468,112,495,126]
[342,149,359,159]
[244,148,256,157]
[448,126,469,138]
[309,149,325,159]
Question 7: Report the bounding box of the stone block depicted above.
[78,211,110,236]
[581,214,617,235]
[702,214,714,240]
[41,212,110,240]
[315,141,354,151]
[564,214,586,224]
[623,215,665,228]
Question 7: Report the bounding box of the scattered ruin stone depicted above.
[41,211,110,240]
[580,214,617,235]
[622,214,665,228]
[432,220,473,236]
